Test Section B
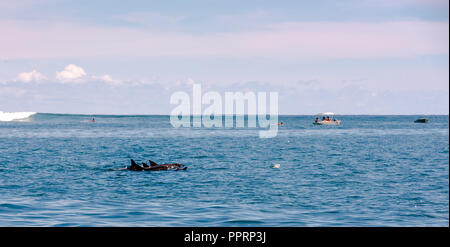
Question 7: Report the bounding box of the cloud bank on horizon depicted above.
[0,0,448,114]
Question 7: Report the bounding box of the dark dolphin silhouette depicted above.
[115,159,187,171]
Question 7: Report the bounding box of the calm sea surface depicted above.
[0,114,448,226]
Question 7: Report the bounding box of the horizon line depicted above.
[29,112,450,116]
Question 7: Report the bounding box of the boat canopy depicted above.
[317,112,334,116]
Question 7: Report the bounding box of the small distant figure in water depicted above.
[327,116,331,121]
[315,117,319,123]
[279,121,284,126]
[322,116,326,121]
[92,118,95,123]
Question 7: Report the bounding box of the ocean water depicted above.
[0,114,448,226]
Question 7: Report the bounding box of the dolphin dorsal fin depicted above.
[142,162,149,168]
[149,160,159,166]
[129,159,143,171]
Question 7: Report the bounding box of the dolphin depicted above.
[122,159,187,171]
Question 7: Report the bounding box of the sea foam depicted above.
[0,111,36,121]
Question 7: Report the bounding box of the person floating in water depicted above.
[315,117,319,123]
[92,117,95,123]
[279,121,284,126]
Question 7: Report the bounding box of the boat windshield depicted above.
[317,112,334,116]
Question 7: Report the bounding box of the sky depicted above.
[0,0,448,115]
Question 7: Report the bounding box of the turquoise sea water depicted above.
[0,114,448,226]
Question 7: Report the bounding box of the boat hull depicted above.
[313,120,341,125]
[414,118,429,123]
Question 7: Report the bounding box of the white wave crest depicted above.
[0,111,37,121]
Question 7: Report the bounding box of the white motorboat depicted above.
[313,112,341,125]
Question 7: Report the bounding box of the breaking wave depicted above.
[0,111,37,121]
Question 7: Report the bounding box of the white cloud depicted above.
[56,64,86,82]
[15,70,45,82]
[168,78,196,90]
[95,74,122,85]
[12,65,128,85]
